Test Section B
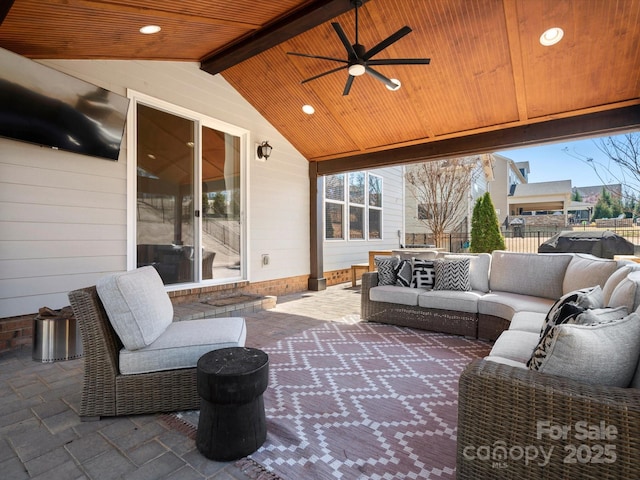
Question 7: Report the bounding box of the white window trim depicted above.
[323,171,384,242]
[125,89,250,289]
[324,173,346,241]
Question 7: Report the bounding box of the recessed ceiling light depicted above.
[540,27,564,46]
[386,79,401,91]
[140,25,161,35]
[302,104,315,115]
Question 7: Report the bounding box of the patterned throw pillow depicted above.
[527,302,585,368]
[433,258,471,291]
[539,286,603,337]
[375,256,399,286]
[395,259,413,287]
[412,259,436,288]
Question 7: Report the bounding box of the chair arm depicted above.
[457,358,640,479]
[360,272,379,320]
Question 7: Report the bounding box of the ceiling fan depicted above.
[287,0,431,96]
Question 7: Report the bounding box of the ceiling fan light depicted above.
[540,27,563,46]
[386,79,401,91]
[348,64,366,76]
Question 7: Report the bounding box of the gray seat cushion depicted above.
[418,290,483,313]
[97,266,173,351]
[508,311,546,333]
[489,330,541,363]
[478,292,554,321]
[369,285,426,306]
[119,317,247,374]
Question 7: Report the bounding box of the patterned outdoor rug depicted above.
[163,321,491,479]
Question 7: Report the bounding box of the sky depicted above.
[497,132,637,190]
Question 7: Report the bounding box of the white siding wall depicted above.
[323,166,404,271]
[0,55,309,317]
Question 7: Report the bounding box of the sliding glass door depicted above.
[133,97,244,285]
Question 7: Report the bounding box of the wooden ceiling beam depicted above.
[314,105,640,176]
[200,0,368,74]
[0,0,15,26]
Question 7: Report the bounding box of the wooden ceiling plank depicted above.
[502,0,528,121]
[201,0,369,74]
[66,0,262,30]
[314,105,640,175]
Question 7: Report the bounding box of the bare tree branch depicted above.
[405,156,482,246]
[563,133,640,204]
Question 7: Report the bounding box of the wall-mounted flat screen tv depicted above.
[0,48,129,161]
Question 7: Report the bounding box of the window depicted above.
[418,203,433,220]
[324,171,383,241]
[368,174,382,239]
[349,172,365,239]
[325,174,345,239]
[130,91,247,287]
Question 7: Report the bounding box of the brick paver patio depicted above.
[0,284,361,480]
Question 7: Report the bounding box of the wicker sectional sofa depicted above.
[361,250,622,340]
[457,269,640,479]
[360,249,640,477]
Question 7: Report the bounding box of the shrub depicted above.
[470,192,506,253]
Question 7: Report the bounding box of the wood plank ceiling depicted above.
[1,0,639,170]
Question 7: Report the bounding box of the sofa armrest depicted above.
[360,272,379,320]
[457,358,640,479]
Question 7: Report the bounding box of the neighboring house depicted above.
[487,155,528,227]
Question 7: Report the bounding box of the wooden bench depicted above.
[351,263,370,287]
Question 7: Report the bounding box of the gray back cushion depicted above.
[562,254,620,294]
[490,251,572,299]
[97,266,174,351]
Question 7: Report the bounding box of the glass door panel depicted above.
[201,126,241,280]
[136,104,196,285]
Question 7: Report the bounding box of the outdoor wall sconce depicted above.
[257,141,272,161]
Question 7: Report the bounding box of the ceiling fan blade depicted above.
[364,66,397,89]
[331,22,358,59]
[287,52,348,64]
[343,75,355,96]
[363,26,412,60]
[368,58,431,65]
[300,65,348,85]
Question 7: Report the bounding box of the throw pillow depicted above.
[527,313,640,387]
[412,259,436,288]
[576,306,628,325]
[395,259,413,287]
[433,257,471,291]
[539,286,603,337]
[526,302,585,368]
[375,256,399,286]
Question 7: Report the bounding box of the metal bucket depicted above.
[32,315,83,363]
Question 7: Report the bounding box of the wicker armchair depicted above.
[457,359,640,479]
[68,286,199,419]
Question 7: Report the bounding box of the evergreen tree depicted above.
[470,192,506,253]
[571,189,582,201]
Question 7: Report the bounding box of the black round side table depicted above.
[196,347,269,461]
